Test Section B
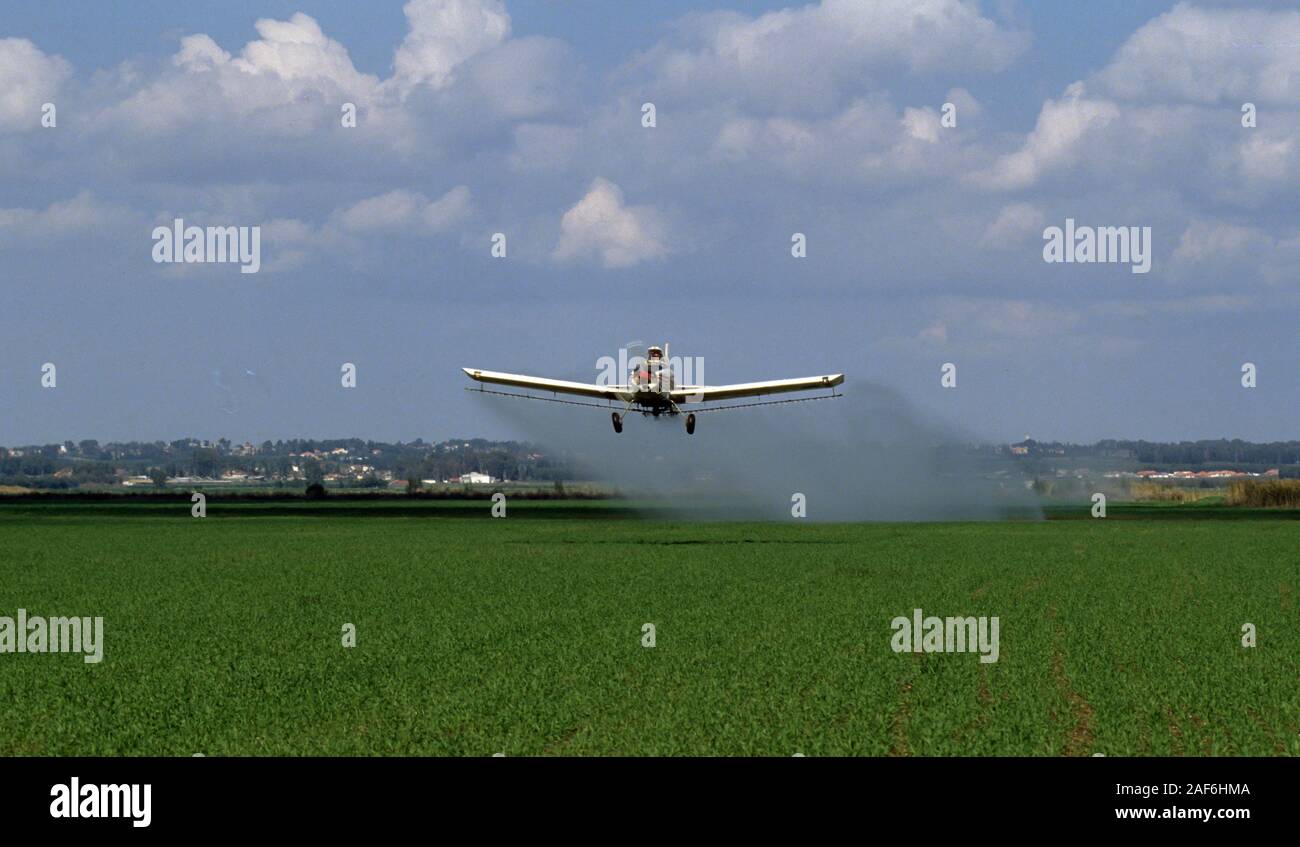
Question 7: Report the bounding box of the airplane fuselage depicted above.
[626,355,677,414]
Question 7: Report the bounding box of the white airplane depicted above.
[463,344,843,434]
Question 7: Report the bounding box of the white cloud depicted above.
[710,96,967,182]
[1172,219,1269,263]
[390,0,511,95]
[230,13,376,91]
[553,178,667,268]
[173,34,231,70]
[459,36,572,119]
[1164,219,1300,289]
[712,114,827,168]
[1096,4,1300,104]
[971,82,1119,190]
[423,185,474,230]
[980,203,1044,248]
[0,192,115,237]
[335,190,427,232]
[101,12,380,136]
[628,0,1026,115]
[0,38,72,131]
[85,2,559,156]
[901,107,940,143]
[333,186,473,233]
[1236,132,1296,184]
[173,13,376,94]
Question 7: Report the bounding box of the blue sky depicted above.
[1,0,1298,445]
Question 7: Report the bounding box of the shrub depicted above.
[1128,482,1217,503]
[1226,479,1300,508]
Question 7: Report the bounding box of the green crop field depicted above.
[0,500,1295,756]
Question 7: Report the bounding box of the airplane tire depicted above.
[685,413,696,435]
[611,412,623,434]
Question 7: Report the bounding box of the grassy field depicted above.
[0,500,1295,756]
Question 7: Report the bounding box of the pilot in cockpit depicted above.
[638,347,665,390]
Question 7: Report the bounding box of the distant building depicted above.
[452,472,496,484]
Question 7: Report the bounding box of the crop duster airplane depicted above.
[463,344,843,434]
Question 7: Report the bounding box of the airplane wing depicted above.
[671,373,843,404]
[463,368,632,401]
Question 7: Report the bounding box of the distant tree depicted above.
[305,482,327,499]
[148,467,168,489]
[303,459,324,486]
[192,448,219,478]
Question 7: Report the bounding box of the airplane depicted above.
[463,343,843,434]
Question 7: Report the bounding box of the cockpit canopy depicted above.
[631,346,673,390]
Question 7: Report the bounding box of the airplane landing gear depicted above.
[685,413,696,435]
[611,412,623,434]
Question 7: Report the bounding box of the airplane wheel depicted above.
[685,413,696,435]
[611,412,623,434]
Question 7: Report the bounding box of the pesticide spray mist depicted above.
[471,377,1040,521]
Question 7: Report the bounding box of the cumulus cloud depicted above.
[1236,131,1297,185]
[457,35,573,119]
[334,190,431,232]
[390,0,511,95]
[901,106,940,143]
[552,178,667,268]
[173,34,231,70]
[0,38,72,131]
[980,202,1044,248]
[0,192,116,237]
[99,12,380,137]
[627,0,1027,115]
[1171,219,1270,263]
[227,13,374,91]
[223,186,473,273]
[710,94,974,183]
[1096,4,1300,104]
[421,185,474,230]
[73,0,576,174]
[332,187,472,233]
[971,82,1119,191]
